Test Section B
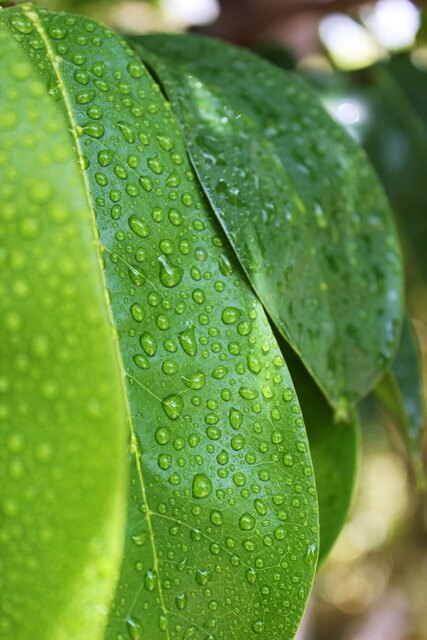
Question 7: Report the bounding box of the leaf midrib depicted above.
[24,7,171,636]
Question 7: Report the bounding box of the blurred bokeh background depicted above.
[9,0,427,637]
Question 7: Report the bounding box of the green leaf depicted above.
[1,6,319,639]
[278,340,359,564]
[363,60,427,299]
[303,58,427,308]
[132,33,404,413]
[0,14,127,640]
[375,317,425,487]
[253,41,296,71]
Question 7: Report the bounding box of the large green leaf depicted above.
[375,317,425,487]
[0,14,127,640]
[278,340,359,564]
[132,33,404,413]
[1,6,319,639]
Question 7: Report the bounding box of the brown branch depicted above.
[199,0,427,46]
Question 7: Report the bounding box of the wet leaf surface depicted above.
[278,339,359,564]
[0,7,319,640]
[0,13,127,640]
[134,33,404,412]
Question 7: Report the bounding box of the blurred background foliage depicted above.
[5,0,427,637]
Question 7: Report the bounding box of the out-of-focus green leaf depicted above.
[279,340,359,564]
[0,15,127,640]
[375,317,425,486]
[1,6,319,639]
[301,60,427,484]
[253,41,296,71]
[132,33,404,414]
[305,57,427,312]
[364,60,427,301]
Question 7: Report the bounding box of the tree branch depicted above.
[199,0,427,45]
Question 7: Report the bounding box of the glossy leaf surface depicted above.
[133,33,404,412]
[0,13,127,640]
[1,6,319,640]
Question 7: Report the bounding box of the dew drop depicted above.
[158,454,172,470]
[140,332,157,357]
[118,120,135,143]
[192,473,212,499]
[222,306,241,325]
[129,214,151,238]
[144,569,157,592]
[161,394,184,420]
[11,15,34,34]
[157,134,174,151]
[134,354,149,370]
[219,254,234,276]
[130,303,144,322]
[155,427,170,445]
[252,620,264,634]
[254,499,267,515]
[195,569,210,586]
[48,25,66,40]
[229,408,243,430]
[283,453,294,467]
[148,156,163,174]
[283,388,294,402]
[175,592,188,610]
[182,371,205,390]
[98,149,113,167]
[127,59,144,78]
[239,513,255,531]
[82,122,104,139]
[178,325,197,356]
[246,568,256,585]
[76,89,95,105]
[126,615,143,640]
[210,510,223,526]
[158,255,183,288]
[162,360,178,375]
[247,353,262,374]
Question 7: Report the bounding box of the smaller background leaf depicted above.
[278,336,359,564]
[375,317,426,487]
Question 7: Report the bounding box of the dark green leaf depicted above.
[132,33,404,413]
[304,58,427,308]
[278,340,359,564]
[0,15,127,640]
[375,317,425,487]
[1,7,319,639]
[253,41,296,71]
[365,60,427,300]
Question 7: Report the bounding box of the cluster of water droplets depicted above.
[0,13,127,639]
[2,9,318,640]
[139,34,403,410]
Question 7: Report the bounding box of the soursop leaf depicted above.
[375,317,425,487]
[0,13,127,640]
[133,33,404,414]
[1,7,319,640]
